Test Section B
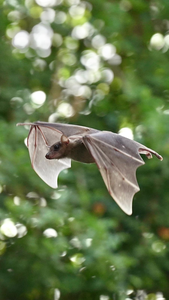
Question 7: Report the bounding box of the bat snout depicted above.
[45,152,52,160]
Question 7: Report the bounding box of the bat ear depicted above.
[61,135,69,144]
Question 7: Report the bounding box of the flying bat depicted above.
[17,121,163,215]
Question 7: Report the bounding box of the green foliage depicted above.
[0,0,169,299]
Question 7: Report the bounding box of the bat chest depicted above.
[67,141,95,164]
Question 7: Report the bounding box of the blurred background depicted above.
[0,0,169,299]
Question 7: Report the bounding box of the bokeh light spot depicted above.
[1,219,17,238]
[10,97,23,108]
[65,36,79,50]
[57,102,74,117]
[99,43,116,60]
[6,24,20,38]
[100,295,109,300]
[33,58,47,71]
[13,196,21,206]
[8,10,22,22]
[85,238,92,247]
[35,0,60,7]
[92,34,106,49]
[30,91,46,107]
[12,30,30,49]
[108,54,122,65]
[70,237,81,249]
[66,0,81,6]
[16,223,28,238]
[118,127,133,140]
[41,8,55,22]
[78,85,92,99]
[48,113,59,123]
[81,51,100,71]
[72,23,94,40]
[101,68,114,83]
[70,253,85,265]
[30,23,53,50]
[69,5,85,19]
[150,33,165,50]
[152,241,166,253]
[54,289,61,300]
[53,33,63,47]
[55,11,67,24]
[43,228,58,238]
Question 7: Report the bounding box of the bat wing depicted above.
[27,124,71,188]
[83,131,162,215]
[34,121,98,137]
[17,121,98,188]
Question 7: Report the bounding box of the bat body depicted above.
[17,121,163,215]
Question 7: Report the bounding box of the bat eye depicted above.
[53,143,61,151]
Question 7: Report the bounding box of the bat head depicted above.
[45,135,69,160]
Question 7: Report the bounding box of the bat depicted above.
[17,121,163,215]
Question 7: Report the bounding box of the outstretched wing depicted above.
[33,121,98,137]
[17,121,98,187]
[26,124,71,188]
[83,131,162,215]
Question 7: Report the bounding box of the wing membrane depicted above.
[83,131,161,215]
[27,125,71,188]
[34,121,98,137]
